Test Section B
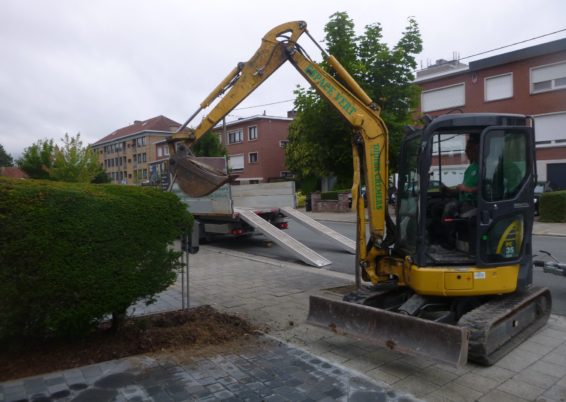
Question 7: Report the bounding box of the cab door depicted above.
[476,126,535,267]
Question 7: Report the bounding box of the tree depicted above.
[50,133,100,182]
[17,134,101,182]
[91,167,112,184]
[192,131,227,157]
[0,145,14,167]
[17,139,55,179]
[286,12,422,185]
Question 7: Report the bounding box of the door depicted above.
[476,127,534,266]
[396,133,422,257]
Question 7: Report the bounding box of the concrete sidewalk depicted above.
[3,246,566,401]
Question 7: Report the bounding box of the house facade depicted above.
[415,38,566,190]
[91,115,179,185]
[213,114,293,184]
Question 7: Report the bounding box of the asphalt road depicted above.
[207,220,566,316]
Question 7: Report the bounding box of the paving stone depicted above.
[454,372,500,392]
[426,382,483,402]
[394,376,439,398]
[531,360,566,378]
[477,389,529,402]
[513,366,561,389]
[495,348,541,372]
[541,383,566,401]
[94,372,137,389]
[71,388,118,402]
[416,366,458,386]
[497,378,546,400]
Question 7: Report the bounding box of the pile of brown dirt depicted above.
[0,306,256,382]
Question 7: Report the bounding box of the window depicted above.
[279,140,289,148]
[136,137,146,147]
[421,83,465,112]
[228,129,243,144]
[228,154,244,171]
[280,171,292,177]
[531,61,566,94]
[218,133,223,145]
[248,152,258,164]
[482,130,528,202]
[485,73,513,101]
[397,135,421,254]
[157,146,163,157]
[248,126,258,141]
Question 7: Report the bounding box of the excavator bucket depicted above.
[307,295,469,367]
[170,154,232,198]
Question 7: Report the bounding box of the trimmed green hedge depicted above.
[539,190,566,222]
[320,189,349,201]
[0,178,193,341]
[296,191,306,208]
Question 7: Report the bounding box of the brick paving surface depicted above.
[0,337,420,402]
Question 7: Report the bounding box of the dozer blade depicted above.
[170,154,232,197]
[307,295,469,367]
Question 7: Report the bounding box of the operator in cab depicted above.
[442,135,479,214]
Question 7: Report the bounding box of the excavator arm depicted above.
[168,22,307,197]
[170,21,392,283]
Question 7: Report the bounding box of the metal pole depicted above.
[185,251,190,309]
[181,247,186,310]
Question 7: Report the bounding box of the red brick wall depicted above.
[217,117,291,181]
[418,51,566,116]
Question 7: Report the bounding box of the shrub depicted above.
[320,189,349,201]
[0,178,193,341]
[539,190,566,222]
[296,191,306,208]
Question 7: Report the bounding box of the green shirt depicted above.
[460,162,478,203]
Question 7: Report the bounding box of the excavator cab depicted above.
[399,114,536,281]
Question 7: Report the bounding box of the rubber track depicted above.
[458,286,552,365]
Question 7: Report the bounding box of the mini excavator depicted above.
[167,21,551,367]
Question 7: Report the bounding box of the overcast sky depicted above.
[1,0,565,158]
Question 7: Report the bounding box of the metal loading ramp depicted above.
[234,207,331,268]
[280,207,356,254]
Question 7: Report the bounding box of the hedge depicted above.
[539,190,566,223]
[0,178,193,341]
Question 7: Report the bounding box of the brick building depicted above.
[91,115,179,185]
[213,114,293,184]
[415,38,566,189]
[92,113,294,186]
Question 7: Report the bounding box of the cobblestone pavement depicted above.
[0,337,419,402]
[2,246,566,401]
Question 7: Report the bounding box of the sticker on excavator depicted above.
[307,295,469,367]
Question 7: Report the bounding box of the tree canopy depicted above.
[17,138,55,180]
[18,134,102,183]
[286,12,422,187]
[0,145,14,167]
[192,131,227,157]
